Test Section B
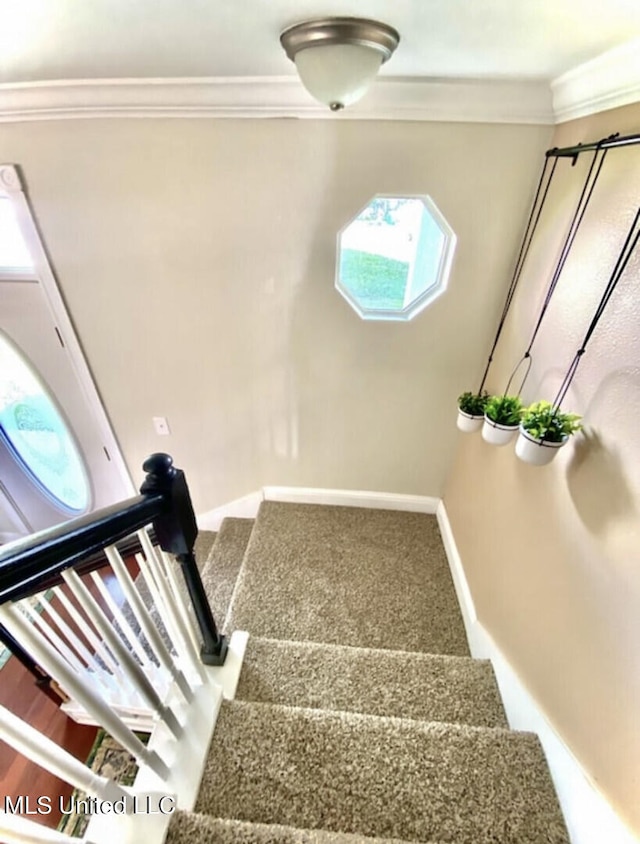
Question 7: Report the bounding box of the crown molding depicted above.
[552,38,640,123]
[0,76,554,125]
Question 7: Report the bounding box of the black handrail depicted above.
[0,452,227,667]
[0,494,164,603]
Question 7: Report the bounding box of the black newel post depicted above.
[140,453,228,666]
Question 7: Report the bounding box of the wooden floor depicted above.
[0,559,138,832]
[0,655,98,830]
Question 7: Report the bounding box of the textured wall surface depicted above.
[0,118,549,512]
[444,102,640,834]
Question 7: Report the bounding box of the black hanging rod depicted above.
[547,131,640,160]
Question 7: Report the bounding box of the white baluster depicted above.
[137,531,204,680]
[0,810,95,844]
[53,587,120,677]
[89,571,157,675]
[0,604,169,780]
[159,549,201,655]
[18,600,85,674]
[0,704,130,804]
[103,545,194,702]
[37,591,111,685]
[134,550,204,684]
[62,570,183,739]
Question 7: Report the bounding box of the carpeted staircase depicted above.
[165,502,570,844]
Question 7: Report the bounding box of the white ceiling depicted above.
[1,0,640,86]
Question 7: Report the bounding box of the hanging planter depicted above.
[516,401,582,466]
[481,395,523,446]
[456,392,488,433]
[515,427,568,466]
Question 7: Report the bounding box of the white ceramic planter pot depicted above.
[515,427,568,466]
[482,417,519,446]
[457,409,483,433]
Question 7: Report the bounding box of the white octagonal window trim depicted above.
[336,195,456,321]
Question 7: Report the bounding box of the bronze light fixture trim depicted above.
[280,17,400,111]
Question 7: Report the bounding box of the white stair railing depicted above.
[0,455,245,844]
[137,530,205,679]
[61,569,183,739]
[2,533,206,730]
[105,539,199,698]
[0,704,131,804]
[0,600,170,780]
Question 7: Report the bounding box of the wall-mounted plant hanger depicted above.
[457,129,640,439]
[503,141,609,399]
[456,153,559,433]
[516,206,640,465]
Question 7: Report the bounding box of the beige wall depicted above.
[0,118,549,513]
[445,103,640,834]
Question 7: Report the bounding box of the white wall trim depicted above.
[2,44,640,127]
[437,500,638,844]
[0,163,134,498]
[263,486,440,513]
[552,37,640,123]
[197,486,439,531]
[0,76,554,125]
[197,490,264,532]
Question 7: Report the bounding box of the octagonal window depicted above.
[336,195,456,321]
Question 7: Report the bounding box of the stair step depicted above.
[195,700,569,844]
[236,637,508,728]
[194,530,218,569]
[166,812,436,843]
[199,517,255,631]
[225,502,469,655]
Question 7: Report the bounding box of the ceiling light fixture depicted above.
[280,17,400,111]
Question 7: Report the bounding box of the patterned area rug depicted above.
[57,730,143,837]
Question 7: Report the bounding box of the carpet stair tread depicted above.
[236,636,508,728]
[199,517,255,631]
[194,530,218,569]
[225,502,469,655]
[165,812,439,843]
[195,699,569,844]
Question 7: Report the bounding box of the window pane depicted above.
[336,195,456,321]
[0,332,90,513]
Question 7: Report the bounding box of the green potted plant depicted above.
[482,394,524,446]
[516,400,582,466]
[456,391,488,433]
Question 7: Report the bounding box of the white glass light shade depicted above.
[294,43,384,109]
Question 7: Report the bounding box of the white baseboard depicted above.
[437,501,638,844]
[263,486,440,514]
[197,486,439,535]
[197,491,264,531]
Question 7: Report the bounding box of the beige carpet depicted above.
[194,530,217,570]
[166,814,434,844]
[195,700,568,844]
[198,518,254,632]
[235,636,507,728]
[163,502,569,843]
[226,503,469,655]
